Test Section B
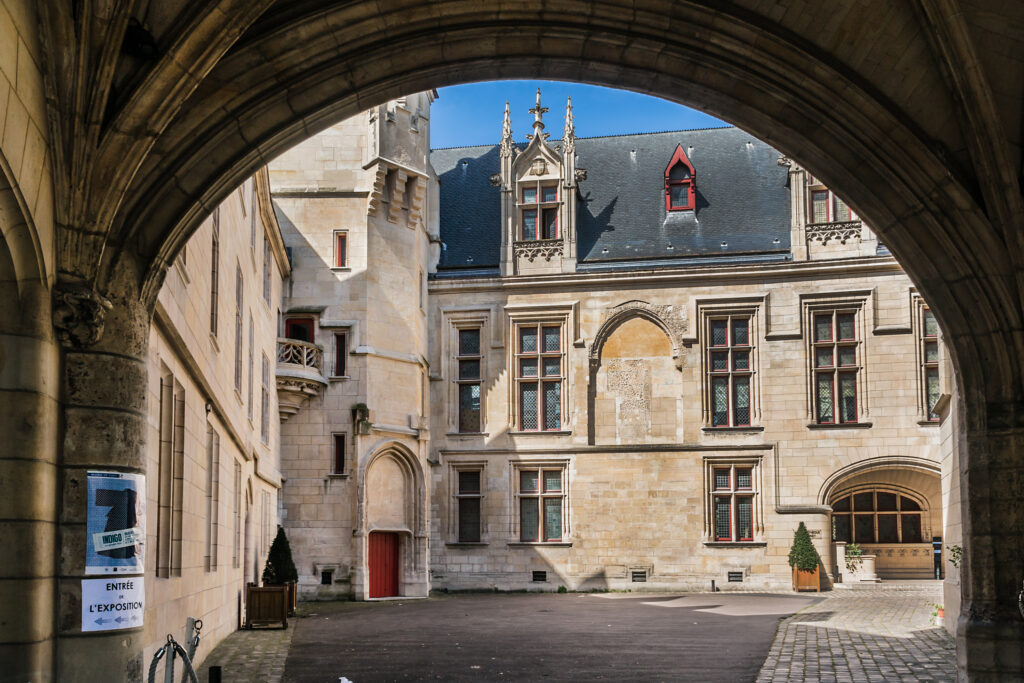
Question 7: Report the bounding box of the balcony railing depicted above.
[806,220,863,245]
[275,338,327,420]
[277,338,323,374]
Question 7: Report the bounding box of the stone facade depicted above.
[271,93,947,600]
[140,171,287,666]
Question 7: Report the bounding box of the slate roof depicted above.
[430,126,790,272]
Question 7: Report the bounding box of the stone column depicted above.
[0,280,59,681]
[53,281,151,682]
[959,402,1024,680]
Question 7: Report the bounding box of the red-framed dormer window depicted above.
[665,144,696,211]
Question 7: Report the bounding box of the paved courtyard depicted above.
[196,583,956,682]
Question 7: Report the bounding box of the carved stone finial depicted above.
[563,95,576,154]
[53,285,113,348]
[526,88,550,141]
[777,155,792,168]
[500,101,514,158]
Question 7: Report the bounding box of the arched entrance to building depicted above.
[15,3,1023,680]
[822,458,943,582]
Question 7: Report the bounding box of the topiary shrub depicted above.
[262,525,298,585]
[788,522,820,572]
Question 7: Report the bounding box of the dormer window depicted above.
[520,182,559,240]
[665,144,696,211]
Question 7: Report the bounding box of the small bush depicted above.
[262,526,298,585]
[788,522,820,572]
[557,585,567,593]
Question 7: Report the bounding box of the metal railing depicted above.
[276,338,324,374]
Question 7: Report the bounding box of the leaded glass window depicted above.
[922,307,940,421]
[710,464,757,542]
[519,182,559,240]
[518,468,565,542]
[456,328,483,432]
[813,310,860,424]
[706,314,754,427]
[515,323,563,431]
[456,470,482,543]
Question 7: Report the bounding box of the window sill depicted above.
[507,542,573,548]
[703,541,768,548]
[917,420,940,427]
[328,375,350,381]
[209,333,220,352]
[445,432,490,437]
[806,421,873,430]
[326,473,349,479]
[701,425,764,433]
[508,430,572,436]
[445,542,488,547]
[329,266,352,272]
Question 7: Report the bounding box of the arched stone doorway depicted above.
[7,2,1022,679]
[823,460,942,582]
[356,442,428,600]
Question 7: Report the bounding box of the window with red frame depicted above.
[922,308,940,421]
[456,328,482,432]
[813,311,859,423]
[707,315,753,427]
[665,144,696,211]
[515,324,562,431]
[519,183,558,240]
[285,318,314,343]
[809,189,854,223]
[333,231,348,268]
[711,465,754,542]
[518,468,564,542]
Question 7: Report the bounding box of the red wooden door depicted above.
[368,532,399,598]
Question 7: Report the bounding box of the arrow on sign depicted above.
[95,618,111,626]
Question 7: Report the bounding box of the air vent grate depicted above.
[631,570,647,583]
[532,570,547,582]
[728,571,744,583]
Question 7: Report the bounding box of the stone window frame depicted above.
[443,311,490,435]
[447,461,487,545]
[232,461,241,569]
[508,459,571,546]
[702,455,764,546]
[698,302,762,430]
[330,432,348,476]
[204,423,220,573]
[332,230,349,270]
[806,176,855,224]
[505,305,575,435]
[157,365,185,578]
[455,327,483,433]
[914,297,941,423]
[332,330,349,378]
[518,180,560,241]
[803,295,871,428]
[512,320,566,432]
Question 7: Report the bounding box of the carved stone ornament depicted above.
[53,285,113,348]
[575,168,588,183]
[489,173,502,187]
[514,239,563,262]
[777,155,793,168]
[806,220,863,245]
[530,158,548,176]
[590,300,688,368]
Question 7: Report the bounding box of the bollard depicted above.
[209,666,222,683]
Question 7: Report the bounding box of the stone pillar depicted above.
[53,282,151,682]
[0,281,59,681]
[959,403,1024,680]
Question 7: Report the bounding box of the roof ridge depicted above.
[430,124,739,152]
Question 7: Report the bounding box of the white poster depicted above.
[81,577,145,632]
[85,471,145,575]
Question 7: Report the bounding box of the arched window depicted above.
[831,489,924,544]
[665,144,696,211]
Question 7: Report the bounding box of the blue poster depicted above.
[85,471,145,575]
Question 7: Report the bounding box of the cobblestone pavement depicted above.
[196,624,294,683]
[756,582,957,682]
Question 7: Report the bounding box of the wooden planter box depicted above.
[245,584,289,628]
[792,565,821,592]
[286,581,297,616]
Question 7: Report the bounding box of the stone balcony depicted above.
[805,219,863,245]
[276,338,327,420]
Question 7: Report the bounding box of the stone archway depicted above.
[356,442,428,600]
[10,2,1023,679]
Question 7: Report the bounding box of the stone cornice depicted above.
[429,256,903,294]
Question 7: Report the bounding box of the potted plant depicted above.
[246,526,297,627]
[788,522,821,592]
[262,525,299,615]
[933,604,945,627]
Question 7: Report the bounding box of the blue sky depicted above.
[430,80,727,149]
